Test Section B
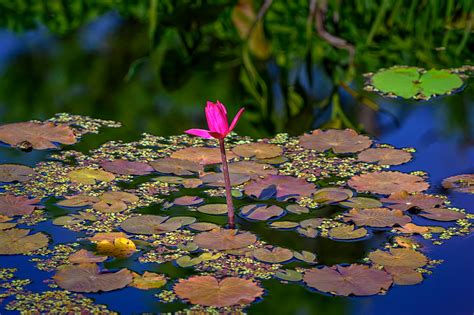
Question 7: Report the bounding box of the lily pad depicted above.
[299,129,372,153]
[100,159,153,175]
[150,158,203,176]
[68,168,115,185]
[343,208,411,227]
[197,204,228,215]
[303,264,392,296]
[418,207,466,221]
[131,272,167,290]
[194,229,256,250]
[286,204,309,214]
[244,175,316,200]
[172,196,204,206]
[171,147,237,165]
[270,221,300,229]
[240,204,284,221]
[0,164,33,182]
[313,188,353,203]
[232,142,283,159]
[370,67,464,99]
[357,148,412,166]
[252,247,294,263]
[275,269,303,282]
[294,251,317,264]
[0,228,49,255]
[120,215,183,235]
[0,122,76,150]
[0,194,41,217]
[329,225,368,240]
[173,276,264,307]
[201,172,251,187]
[381,191,444,211]
[188,222,220,231]
[442,174,474,194]
[340,197,383,208]
[53,263,133,292]
[395,223,429,234]
[226,161,277,178]
[368,248,427,269]
[69,249,107,264]
[348,171,429,195]
[176,255,203,268]
[56,194,100,207]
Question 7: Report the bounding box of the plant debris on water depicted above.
[0,113,472,313]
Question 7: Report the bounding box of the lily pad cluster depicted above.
[364,66,469,100]
[0,115,472,313]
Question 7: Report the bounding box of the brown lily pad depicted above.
[395,223,429,234]
[381,191,444,211]
[171,147,236,165]
[299,218,324,228]
[232,142,283,159]
[174,276,264,307]
[418,207,466,221]
[383,266,423,285]
[0,228,49,255]
[329,225,368,240]
[343,208,411,227]
[286,204,309,214]
[299,129,372,153]
[368,248,427,269]
[442,174,474,193]
[69,249,107,264]
[252,247,294,263]
[340,197,383,208]
[357,148,412,165]
[93,191,139,213]
[270,221,300,229]
[172,196,204,206]
[197,204,228,215]
[131,272,167,290]
[100,159,153,175]
[313,188,353,203]
[348,171,429,195]
[0,164,33,182]
[0,122,76,150]
[194,229,257,250]
[240,204,284,221]
[150,158,203,176]
[244,175,316,200]
[120,215,184,235]
[226,161,277,179]
[89,232,129,242]
[68,168,115,185]
[0,194,41,217]
[53,263,133,293]
[201,172,251,187]
[303,264,392,296]
[56,194,100,207]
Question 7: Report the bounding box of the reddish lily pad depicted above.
[418,207,466,221]
[328,225,368,240]
[381,191,444,211]
[383,266,423,285]
[244,175,316,200]
[357,148,412,166]
[303,264,392,296]
[252,247,294,263]
[69,249,107,264]
[173,276,264,307]
[53,263,133,293]
[172,196,204,206]
[0,164,33,182]
[232,142,283,159]
[0,194,41,217]
[299,129,372,153]
[240,204,284,221]
[194,229,257,250]
[171,147,236,165]
[0,122,76,150]
[442,174,474,194]
[368,248,427,269]
[100,159,153,175]
[150,158,203,176]
[343,208,411,227]
[348,171,429,195]
[56,194,100,207]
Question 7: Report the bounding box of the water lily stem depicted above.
[219,138,235,228]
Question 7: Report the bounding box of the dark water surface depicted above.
[0,12,473,315]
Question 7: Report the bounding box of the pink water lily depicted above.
[186,101,245,139]
[185,100,245,228]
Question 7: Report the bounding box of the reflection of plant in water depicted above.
[0,1,472,136]
[0,114,472,313]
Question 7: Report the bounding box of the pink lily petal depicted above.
[216,100,227,115]
[185,128,213,139]
[205,102,228,135]
[228,108,245,132]
[209,131,225,139]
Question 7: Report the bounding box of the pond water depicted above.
[0,6,473,315]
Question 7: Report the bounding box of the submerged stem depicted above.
[219,138,235,228]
